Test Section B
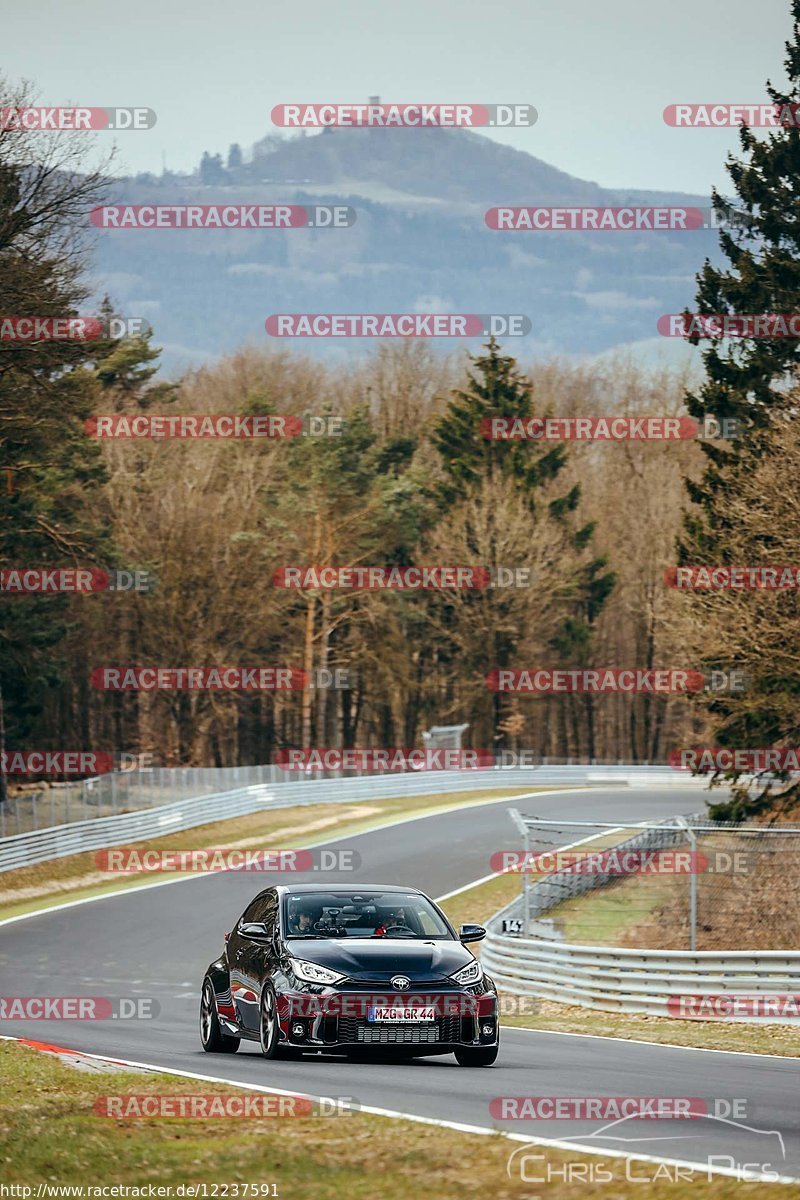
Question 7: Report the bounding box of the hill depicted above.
[90,127,720,373]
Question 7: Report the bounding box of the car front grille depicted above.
[334,1014,469,1045]
[357,1025,440,1044]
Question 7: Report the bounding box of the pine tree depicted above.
[431,338,567,505]
[682,0,800,559]
[0,76,113,803]
[227,143,243,171]
[431,340,615,753]
[678,3,800,815]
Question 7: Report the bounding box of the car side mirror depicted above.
[459,923,486,944]
[239,921,272,940]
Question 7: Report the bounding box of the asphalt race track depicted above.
[2,786,798,1181]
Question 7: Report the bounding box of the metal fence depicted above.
[0,765,709,874]
[481,919,800,1021]
[506,811,800,952]
[0,764,278,838]
[0,759,703,839]
[481,810,800,1021]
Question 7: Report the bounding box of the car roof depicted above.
[276,883,424,896]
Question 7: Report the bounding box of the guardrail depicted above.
[0,760,705,839]
[482,914,800,1021]
[482,814,800,1023]
[0,764,708,874]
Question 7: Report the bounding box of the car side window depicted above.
[240,890,278,931]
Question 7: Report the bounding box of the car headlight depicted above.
[451,958,483,986]
[289,958,346,986]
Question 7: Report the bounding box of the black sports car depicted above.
[200,883,499,1066]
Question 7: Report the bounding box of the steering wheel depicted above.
[314,920,346,936]
[380,923,416,938]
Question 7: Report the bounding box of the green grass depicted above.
[0,787,544,924]
[547,873,677,945]
[1,1041,790,1197]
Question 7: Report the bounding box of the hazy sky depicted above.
[5,0,794,193]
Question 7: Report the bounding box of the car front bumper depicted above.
[274,988,499,1050]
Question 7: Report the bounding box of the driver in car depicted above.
[374,904,411,936]
[287,903,320,935]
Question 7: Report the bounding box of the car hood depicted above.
[285,938,474,982]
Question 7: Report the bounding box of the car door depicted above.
[228,890,279,1032]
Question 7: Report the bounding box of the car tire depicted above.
[259,983,280,1058]
[200,979,240,1053]
[454,1044,499,1067]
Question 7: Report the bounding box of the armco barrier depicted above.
[0,765,707,873]
[482,846,800,1024]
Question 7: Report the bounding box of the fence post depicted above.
[675,816,697,952]
[509,807,530,932]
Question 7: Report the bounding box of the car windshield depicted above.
[282,891,453,939]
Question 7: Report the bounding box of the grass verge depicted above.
[0,1041,788,1197]
[0,787,541,924]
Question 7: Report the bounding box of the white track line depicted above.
[434,869,800,1063]
[2,1037,793,1183]
[7,793,787,1065]
[0,787,587,929]
[504,1023,800,1062]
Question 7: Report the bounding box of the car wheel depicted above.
[454,1044,498,1067]
[200,979,240,1053]
[259,983,280,1058]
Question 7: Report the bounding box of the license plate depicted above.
[367,1006,436,1022]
